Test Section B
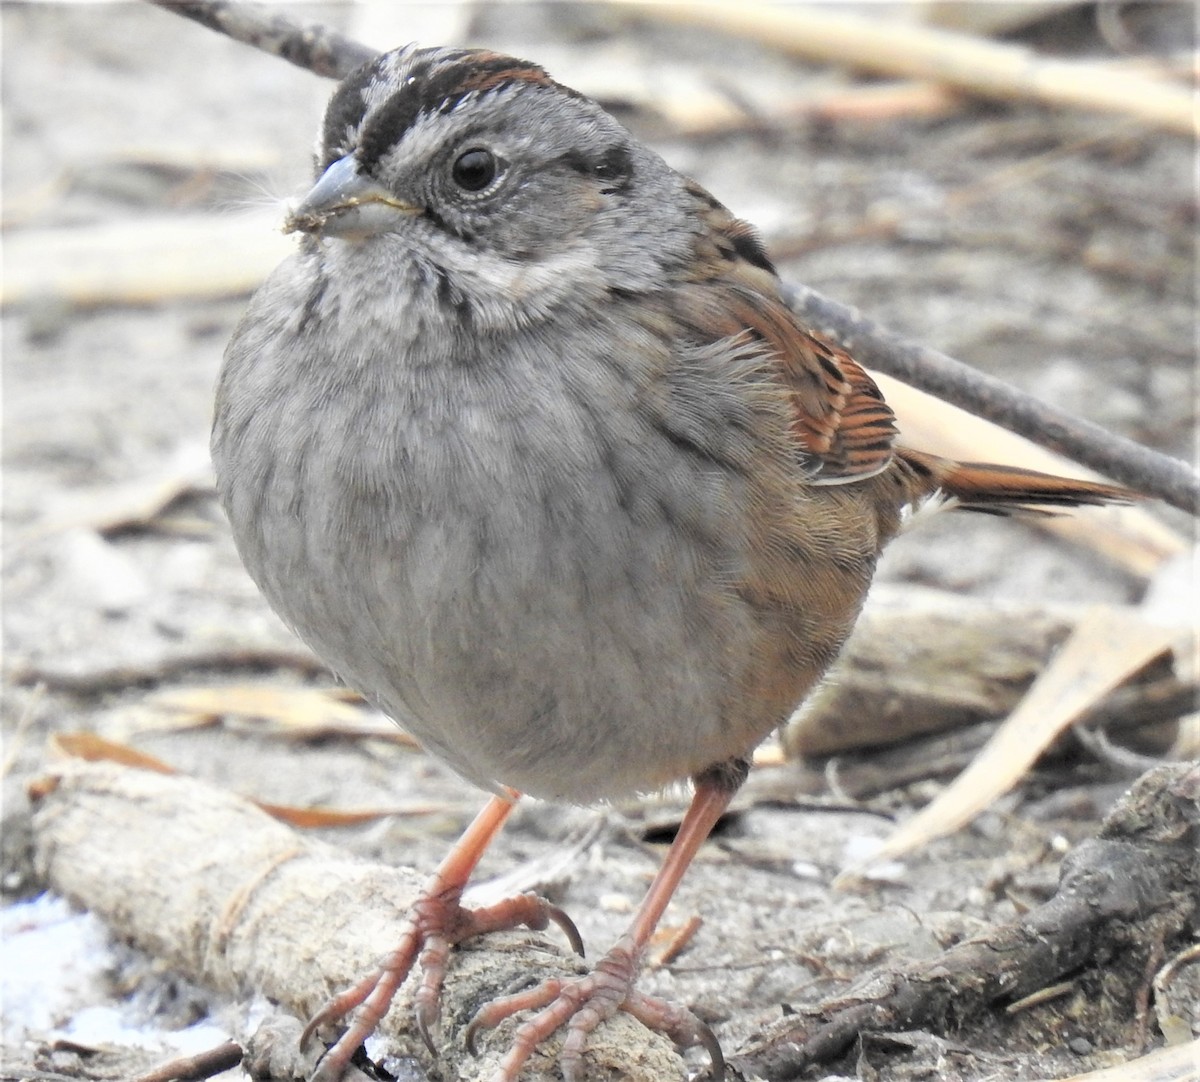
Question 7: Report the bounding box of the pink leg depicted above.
[467,762,746,1082]
[304,790,582,1082]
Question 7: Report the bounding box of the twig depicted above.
[782,282,1199,515]
[129,1040,244,1082]
[1004,979,1076,1015]
[733,762,1200,1077]
[8,645,327,693]
[1153,940,1200,1044]
[138,0,1199,516]
[617,1,1195,136]
[1,682,45,778]
[649,913,704,968]
[30,762,687,1082]
[143,0,374,78]
[1072,724,1170,777]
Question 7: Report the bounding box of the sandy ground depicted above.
[2,4,1195,1082]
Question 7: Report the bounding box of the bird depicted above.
[211,43,1133,1082]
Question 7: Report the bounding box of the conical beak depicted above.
[283,156,418,238]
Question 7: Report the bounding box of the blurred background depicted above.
[2,4,1195,1081]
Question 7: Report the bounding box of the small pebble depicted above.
[598,892,632,913]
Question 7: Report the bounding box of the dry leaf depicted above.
[145,685,418,745]
[1031,1039,1200,1082]
[256,801,448,829]
[852,606,1178,870]
[876,372,1186,578]
[49,731,178,775]
[49,730,434,829]
[2,213,290,307]
[25,443,214,542]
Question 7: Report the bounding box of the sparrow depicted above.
[211,43,1132,1081]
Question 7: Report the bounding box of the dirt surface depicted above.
[2,4,1196,1082]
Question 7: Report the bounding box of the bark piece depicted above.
[786,590,1072,757]
[863,605,1178,866]
[733,762,1200,1079]
[620,1,1194,134]
[786,591,1191,759]
[29,761,686,1082]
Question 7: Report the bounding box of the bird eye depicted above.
[451,148,501,192]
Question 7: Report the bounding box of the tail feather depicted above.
[896,447,1136,515]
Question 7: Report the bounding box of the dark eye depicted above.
[451,148,500,192]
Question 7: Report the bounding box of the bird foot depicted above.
[305,889,582,1082]
[464,934,724,1082]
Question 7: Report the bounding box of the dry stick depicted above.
[130,1040,244,1082]
[620,1,1195,136]
[9,645,328,694]
[781,282,1200,516]
[139,0,1199,516]
[734,762,1200,1077]
[143,0,374,79]
[30,762,683,1082]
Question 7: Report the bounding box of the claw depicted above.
[299,794,523,1081]
[463,973,544,1057]
[463,1017,481,1059]
[415,1001,439,1058]
[623,989,725,1080]
[698,1021,726,1080]
[301,969,376,1050]
[460,939,724,1082]
[465,977,564,1056]
[545,901,585,958]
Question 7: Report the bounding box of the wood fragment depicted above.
[856,607,1179,868]
[786,590,1193,759]
[1,214,290,308]
[618,2,1195,135]
[767,695,1189,811]
[129,1039,244,1082]
[1032,1038,1200,1082]
[733,762,1200,1078]
[143,684,416,743]
[788,591,1073,758]
[29,762,687,1082]
[9,645,328,694]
